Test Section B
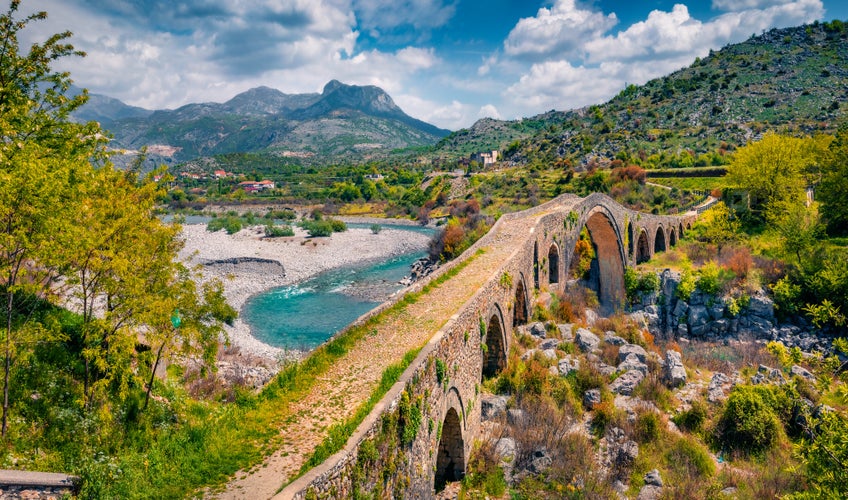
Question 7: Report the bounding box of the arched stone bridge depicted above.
[281,193,697,499]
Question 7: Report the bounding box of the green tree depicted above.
[691,202,740,256]
[818,127,848,236]
[0,0,100,437]
[767,199,824,267]
[726,133,826,217]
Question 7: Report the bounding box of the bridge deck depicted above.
[215,213,545,499]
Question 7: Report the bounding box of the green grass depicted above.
[649,177,729,192]
[76,249,486,498]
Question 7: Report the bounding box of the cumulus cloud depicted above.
[17,0,448,117]
[477,104,502,120]
[585,0,822,63]
[504,0,617,59]
[499,0,823,119]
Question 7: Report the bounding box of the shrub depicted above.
[633,373,673,411]
[666,434,715,478]
[771,277,802,318]
[591,400,621,436]
[207,216,242,234]
[370,223,382,234]
[673,399,707,433]
[716,385,783,454]
[264,224,294,238]
[329,218,347,232]
[676,267,697,301]
[300,220,333,237]
[633,410,662,443]
[696,261,732,296]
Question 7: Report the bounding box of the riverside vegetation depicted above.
[2,1,848,498]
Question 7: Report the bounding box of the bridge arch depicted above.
[548,243,560,285]
[435,391,466,492]
[654,226,667,253]
[678,223,684,240]
[571,206,626,312]
[626,221,635,261]
[669,227,677,247]
[532,242,539,290]
[635,228,650,264]
[513,273,530,327]
[482,304,507,379]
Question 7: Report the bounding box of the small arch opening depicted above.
[654,227,667,253]
[669,228,677,247]
[483,312,507,379]
[513,277,529,327]
[435,408,465,492]
[636,230,650,264]
[533,242,539,290]
[548,243,560,285]
[627,221,635,260]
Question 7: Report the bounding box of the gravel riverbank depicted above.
[178,223,432,362]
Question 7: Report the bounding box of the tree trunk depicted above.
[144,342,166,411]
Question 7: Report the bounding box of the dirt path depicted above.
[212,216,537,499]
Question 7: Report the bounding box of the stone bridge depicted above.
[280,193,697,499]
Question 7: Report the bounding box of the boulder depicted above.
[605,333,627,346]
[663,350,687,388]
[539,338,561,351]
[619,344,648,363]
[520,349,537,361]
[516,321,547,339]
[610,370,645,396]
[790,365,816,383]
[748,292,774,318]
[481,395,508,421]
[557,356,580,376]
[584,389,602,410]
[688,305,710,329]
[618,353,649,376]
[638,469,664,500]
[494,437,516,460]
[494,437,516,484]
[644,469,663,486]
[707,372,731,403]
[615,439,640,470]
[557,323,574,341]
[541,348,558,361]
[576,328,601,352]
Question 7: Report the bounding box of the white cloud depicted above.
[504,0,617,59]
[505,61,626,113]
[352,0,456,31]
[477,104,502,120]
[499,0,824,120]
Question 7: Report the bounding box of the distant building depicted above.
[364,173,384,181]
[471,150,499,167]
[213,169,229,179]
[237,180,276,193]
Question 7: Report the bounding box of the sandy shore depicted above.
[178,222,432,362]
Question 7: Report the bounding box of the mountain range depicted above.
[72,80,450,165]
[432,21,848,169]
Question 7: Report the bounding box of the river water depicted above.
[241,223,433,350]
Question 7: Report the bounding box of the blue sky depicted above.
[20,0,848,130]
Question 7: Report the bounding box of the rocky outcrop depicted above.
[575,328,601,352]
[663,350,687,387]
[628,270,830,353]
